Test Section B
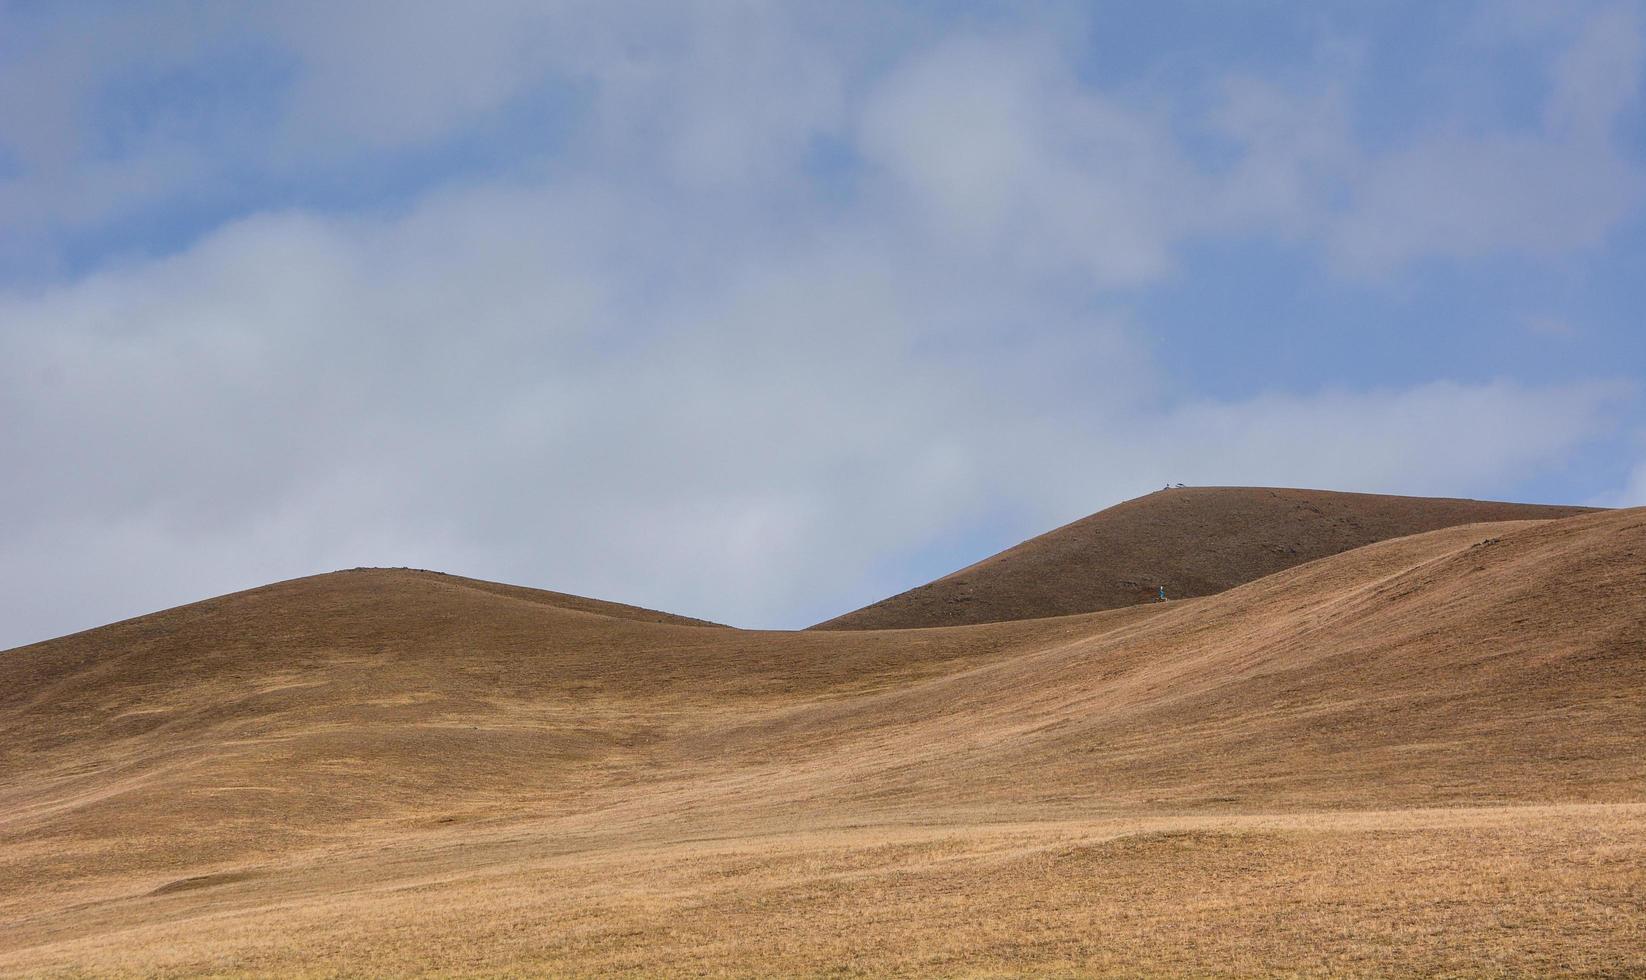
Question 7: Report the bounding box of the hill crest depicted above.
[812,486,1599,630]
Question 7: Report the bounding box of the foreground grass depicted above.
[5,803,1642,977]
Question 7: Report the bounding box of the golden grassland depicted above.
[1,499,1643,976]
[7,805,1644,977]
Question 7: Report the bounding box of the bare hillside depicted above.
[0,507,1642,976]
[814,486,1598,629]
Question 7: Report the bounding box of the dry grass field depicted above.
[1,491,1642,976]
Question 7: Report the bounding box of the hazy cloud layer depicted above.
[1,2,1642,645]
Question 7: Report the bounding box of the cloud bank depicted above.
[1,2,1642,645]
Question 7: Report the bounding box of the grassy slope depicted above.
[1,507,1642,975]
[814,486,1599,629]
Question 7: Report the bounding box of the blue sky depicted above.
[1,1,1643,645]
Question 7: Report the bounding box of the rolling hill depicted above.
[813,486,1598,630]
[0,498,1641,975]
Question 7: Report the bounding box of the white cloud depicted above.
[1206,3,1646,276]
[1351,7,1642,273]
[1149,381,1627,498]
[4,4,1641,276]
[0,182,1627,645]
[1326,128,1644,275]
[0,3,1640,646]
[1210,75,1355,236]
[853,5,1646,284]
[1617,463,1646,507]
[265,0,558,152]
[1546,3,1645,137]
[858,36,1204,286]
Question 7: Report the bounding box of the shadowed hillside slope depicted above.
[814,486,1598,630]
[1,508,1642,975]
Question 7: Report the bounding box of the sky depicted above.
[2,0,1644,646]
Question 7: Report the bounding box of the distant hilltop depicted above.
[812,487,1598,630]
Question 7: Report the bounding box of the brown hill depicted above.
[813,486,1599,630]
[1,507,1642,975]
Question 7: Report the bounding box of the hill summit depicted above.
[813,486,1597,630]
